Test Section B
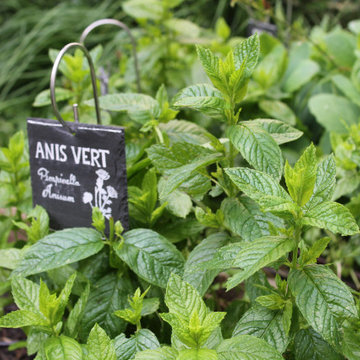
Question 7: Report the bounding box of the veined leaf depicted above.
[302,201,359,235]
[284,143,317,207]
[233,305,289,353]
[217,335,283,360]
[11,277,40,313]
[165,273,207,323]
[233,33,260,76]
[0,248,24,270]
[172,84,227,118]
[289,265,358,348]
[226,236,294,290]
[305,155,336,209]
[86,324,116,360]
[44,335,82,360]
[159,120,212,145]
[0,309,48,328]
[294,329,342,360]
[13,228,104,277]
[229,124,283,180]
[114,329,160,360]
[176,348,218,360]
[183,232,229,296]
[225,168,294,214]
[248,119,302,145]
[79,272,132,340]
[115,229,185,288]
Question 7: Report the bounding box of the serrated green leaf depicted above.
[87,93,159,124]
[233,305,289,353]
[284,143,317,206]
[177,348,218,360]
[259,100,296,125]
[0,309,48,328]
[162,189,192,219]
[226,236,294,290]
[183,232,229,296]
[13,228,104,277]
[294,328,342,360]
[217,335,284,360]
[300,237,330,266]
[86,324,116,360]
[65,282,90,338]
[342,320,360,360]
[255,294,285,310]
[289,265,358,348]
[229,124,283,180]
[134,346,178,360]
[196,47,227,94]
[159,120,211,145]
[79,272,132,340]
[165,273,207,322]
[44,335,82,360]
[114,329,160,360]
[305,155,336,209]
[248,119,302,145]
[115,229,184,288]
[11,277,39,314]
[233,33,260,75]
[302,201,359,235]
[172,84,227,118]
[0,248,23,270]
[225,168,294,214]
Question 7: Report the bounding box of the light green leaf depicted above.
[162,189,192,218]
[79,272,132,340]
[165,273,207,323]
[302,201,359,235]
[13,228,104,277]
[123,0,164,20]
[65,282,90,338]
[226,236,294,290]
[248,119,302,145]
[44,335,82,360]
[86,324,116,360]
[164,19,200,39]
[87,93,159,124]
[294,329,342,360]
[11,276,40,313]
[114,329,160,360]
[284,143,317,206]
[225,168,294,214]
[332,74,360,107]
[158,152,222,199]
[183,232,229,296]
[309,94,359,133]
[229,124,283,180]
[172,84,226,118]
[306,155,336,209]
[141,298,160,316]
[159,120,212,145]
[217,335,284,360]
[135,347,178,360]
[299,237,330,266]
[288,265,358,347]
[233,33,260,76]
[115,229,185,288]
[233,305,289,353]
[177,348,218,360]
[0,309,48,328]
[33,88,73,107]
[0,248,24,270]
[259,100,296,125]
[283,59,319,93]
[196,46,226,94]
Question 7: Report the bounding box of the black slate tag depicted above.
[27,118,128,231]
[247,19,277,37]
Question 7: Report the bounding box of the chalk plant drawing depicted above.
[82,169,118,219]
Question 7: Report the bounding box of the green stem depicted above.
[292,223,302,268]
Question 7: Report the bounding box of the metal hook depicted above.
[80,18,141,93]
[50,42,102,134]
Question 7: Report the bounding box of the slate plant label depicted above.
[27,118,128,231]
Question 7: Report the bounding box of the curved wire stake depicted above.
[80,18,141,92]
[50,42,102,134]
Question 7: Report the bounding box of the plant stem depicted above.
[292,223,302,268]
